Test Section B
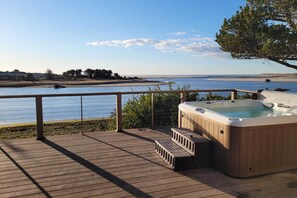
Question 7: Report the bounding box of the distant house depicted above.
[0,71,27,78]
[0,71,47,80]
[32,73,46,79]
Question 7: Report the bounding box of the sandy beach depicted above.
[137,73,297,83]
[137,75,208,78]
[1,74,296,87]
[0,79,167,88]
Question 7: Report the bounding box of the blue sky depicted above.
[0,0,295,75]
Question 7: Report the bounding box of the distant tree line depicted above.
[62,68,138,80]
[0,68,138,81]
[83,69,120,79]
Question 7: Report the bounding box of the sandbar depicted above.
[211,77,297,82]
[0,79,167,88]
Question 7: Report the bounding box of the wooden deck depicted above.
[1,128,297,198]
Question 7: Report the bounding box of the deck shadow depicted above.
[42,138,152,197]
[119,130,155,143]
[0,146,51,198]
[82,133,168,169]
[1,142,26,153]
[2,129,297,197]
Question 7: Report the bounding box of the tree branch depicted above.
[286,58,297,61]
[268,57,297,70]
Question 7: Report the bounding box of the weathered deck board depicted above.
[1,128,297,197]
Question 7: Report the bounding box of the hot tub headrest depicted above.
[258,91,297,107]
[263,102,274,108]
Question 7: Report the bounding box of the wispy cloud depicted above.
[87,36,228,57]
[170,31,187,36]
[87,38,155,48]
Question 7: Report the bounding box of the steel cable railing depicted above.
[0,89,257,140]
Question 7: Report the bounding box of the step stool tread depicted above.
[155,139,192,157]
[172,128,210,143]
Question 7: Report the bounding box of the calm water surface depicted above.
[1,77,296,125]
[209,106,274,118]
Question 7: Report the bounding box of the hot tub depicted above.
[178,91,297,178]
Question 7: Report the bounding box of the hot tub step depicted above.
[171,128,212,167]
[155,139,195,171]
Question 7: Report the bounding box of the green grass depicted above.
[0,118,116,140]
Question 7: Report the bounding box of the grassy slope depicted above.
[0,118,115,140]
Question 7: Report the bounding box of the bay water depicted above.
[1,77,296,125]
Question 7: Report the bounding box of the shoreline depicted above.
[0,79,168,88]
[137,73,297,82]
[1,74,297,88]
[211,77,297,82]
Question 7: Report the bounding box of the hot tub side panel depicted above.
[179,109,235,176]
[179,109,297,178]
[238,124,297,177]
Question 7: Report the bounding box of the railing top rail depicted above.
[0,89,255,99]
[235,89,258,94]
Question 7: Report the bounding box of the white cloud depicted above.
[87,36,228,58]
[86,38,156,48]
[170,31,187,36]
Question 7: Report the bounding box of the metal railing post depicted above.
[80,96,84,134]
[116,93,123,132]
[35,96,44,140]
[231,90,238,100]
[180,92,187,103]
[151,93,154,128]
[179,92,187,128]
